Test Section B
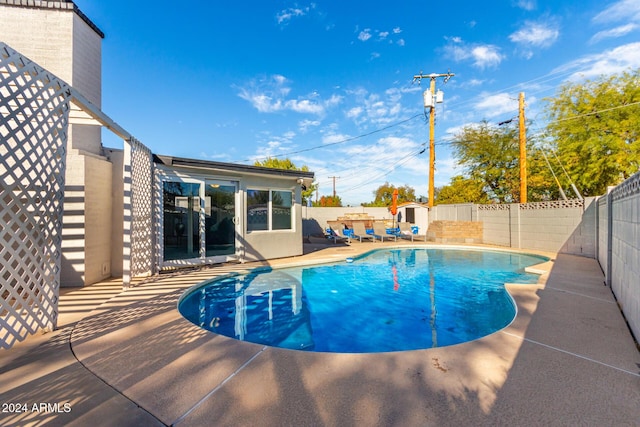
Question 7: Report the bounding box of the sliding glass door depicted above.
[204,181,236,258]
[163,182,200,261]
[162,179,238,264]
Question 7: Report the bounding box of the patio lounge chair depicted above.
[397,222,427,242]
[327,223,351,244]
[351,222,375,242]
[372,222,397,242]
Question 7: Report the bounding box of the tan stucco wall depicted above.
[84,154,113,285]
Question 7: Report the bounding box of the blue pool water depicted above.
[178,248,547,353]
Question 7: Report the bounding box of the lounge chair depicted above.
[372,222,397,242]
[327,223,351,244]
[351,222,375,242]
[397,222,427,242]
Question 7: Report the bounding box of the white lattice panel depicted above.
[1,43,69,349]
[123,138,154,287]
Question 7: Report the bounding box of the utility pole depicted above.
[413,71,454,208]
[328,176,339,198]
[519,92,527,203]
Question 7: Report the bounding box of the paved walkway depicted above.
[1,242,639,426]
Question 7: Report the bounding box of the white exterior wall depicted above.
[0,7,74,83]
[0,3,102,155]
[107,148,125,277]
[71,13,101,106]
[60,153,87,286]
[84,154,113,284]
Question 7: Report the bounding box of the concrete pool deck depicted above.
[1,242,639,426]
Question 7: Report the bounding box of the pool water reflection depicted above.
[178,248,547,353]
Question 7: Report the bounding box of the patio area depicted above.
[1,241,639,426]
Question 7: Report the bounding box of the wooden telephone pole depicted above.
[413,71,454,208]
[519,92,527,203]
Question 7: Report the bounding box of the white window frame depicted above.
[246,187,295,232]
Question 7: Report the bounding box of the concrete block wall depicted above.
[429,203,475,222]
[477,206,512,247]
[597,196,609,278]
[71,13,101,106]
[519,203,590,255]
[609,175,640,341]
[0,6,74,83]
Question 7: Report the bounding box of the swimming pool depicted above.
[178,248,547,353]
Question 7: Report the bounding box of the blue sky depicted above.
[77,0,640,205]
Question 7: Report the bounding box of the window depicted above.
[272,190,292,230]
[247,189,293,231]
[247,189,269,231]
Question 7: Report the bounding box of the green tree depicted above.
[449,121,558,202]
[451,121,522,203]
[362,182,416,207]
[435,175,489,204]
[544,69,640,196]
[254,157,317,203]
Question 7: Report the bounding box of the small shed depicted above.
[396,202,429,234]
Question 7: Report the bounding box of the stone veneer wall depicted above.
[426,220,483,244]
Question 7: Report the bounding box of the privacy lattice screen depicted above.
[123,138,154,287]
[0,43,69,349]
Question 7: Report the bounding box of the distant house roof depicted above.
[154,155,315,181]
[0,0,105,38]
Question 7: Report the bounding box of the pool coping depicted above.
[1,242,639,426]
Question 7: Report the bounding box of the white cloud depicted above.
[322,133,351,144]
[298,119,321,133]
[592,0,640,24]
[358,28,373,41]
[555,42,640,80]
[285,99,324,114]
[236,75,341,115]
[591,23,638,43]
[397,39,405,47]
[379,31,389,40]
[275,4,316,25]
[470,45,504,68]
[444,38,504,69]
[473,93,519,118]
[346,106,363,119]
[393,27,402,34]
[509,21,559,48]
[514,0,536,11]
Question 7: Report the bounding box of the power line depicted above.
[238,113,422,163]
